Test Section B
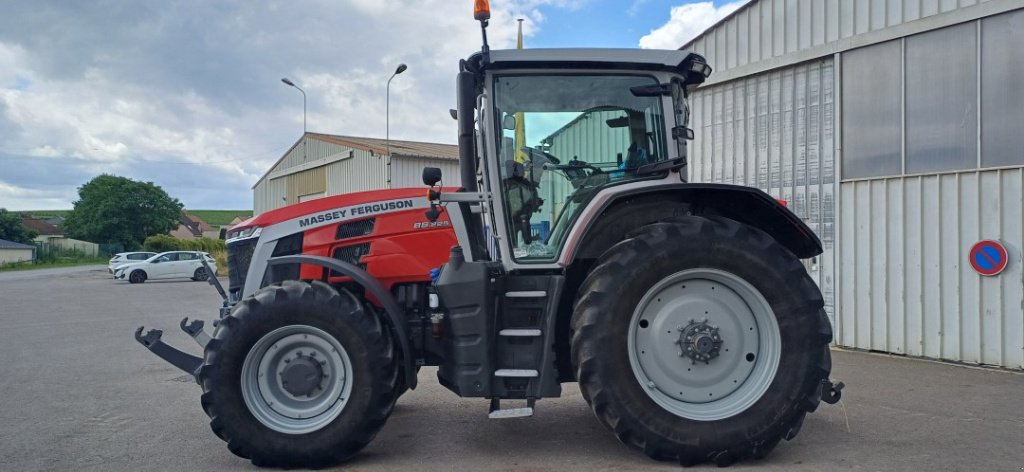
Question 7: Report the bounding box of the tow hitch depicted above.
[134,326,202,376]
[134,258,228,377]
[822,379,845,404]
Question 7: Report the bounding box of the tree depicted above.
[0,209,38,244]
[63,174,183,248]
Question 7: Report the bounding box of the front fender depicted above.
[264,254,417,390]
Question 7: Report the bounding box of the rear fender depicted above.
[574,183,822,260]
[264,254,417,389]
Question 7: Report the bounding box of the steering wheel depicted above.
[520,145,561,165]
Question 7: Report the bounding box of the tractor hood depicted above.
[229,188,458,237]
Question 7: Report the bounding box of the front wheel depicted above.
[128,270,147,284]
[571,216,832,466]
[197,280,399,468]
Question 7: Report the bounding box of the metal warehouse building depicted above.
[253,133,459,215]
[681,0,1024,369]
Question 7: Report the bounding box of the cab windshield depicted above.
[493,74,668,262]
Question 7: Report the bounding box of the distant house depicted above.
[170,213,218,239]
[0,238,35,264]
[21,217,62,242]
[20,216,99,257]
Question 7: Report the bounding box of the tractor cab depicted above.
[453,48,710,266]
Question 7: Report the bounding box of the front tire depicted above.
[198,280,399,468]
[128,270,146,284]
[571,216,832,466]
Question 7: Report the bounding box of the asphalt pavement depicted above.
[0,264,107,282]
[0,268,1021,471]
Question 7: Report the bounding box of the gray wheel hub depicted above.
[628,269,781,421]
[280,354,325,397]
[241,325,353,434]
[677,319,723,363]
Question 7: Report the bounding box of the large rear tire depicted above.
[571,216,832,466]
[197,280,398,468]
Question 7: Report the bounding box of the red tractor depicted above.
[136,3,842,467]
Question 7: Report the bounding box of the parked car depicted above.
[113,251,217,284]
[108,252,157,274]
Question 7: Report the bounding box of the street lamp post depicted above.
[281,77,307,160]
[386,63,408,188]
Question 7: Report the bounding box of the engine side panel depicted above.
[297,206,457,290]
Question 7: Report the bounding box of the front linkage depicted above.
[135,258,224,381]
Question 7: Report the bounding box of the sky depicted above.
[0,0,747,211]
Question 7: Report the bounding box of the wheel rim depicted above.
[627,268,781,421]
[241,325,353,434]
[131,271,143,283]
[196,268,208,280]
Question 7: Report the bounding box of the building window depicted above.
[905,22,978,174]
[981,9,1024,168]
[841,40,902,179]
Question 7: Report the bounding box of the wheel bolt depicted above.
[647,381,656,389]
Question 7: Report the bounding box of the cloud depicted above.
[638,1,749,50]
[0,1,574,210]
[627,0,651,16]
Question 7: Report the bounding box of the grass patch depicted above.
[188,210,253,227]
[0,258,107,272]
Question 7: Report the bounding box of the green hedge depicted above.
[143,234,225,253]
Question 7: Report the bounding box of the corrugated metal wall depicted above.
[278,138,350,170]
[685,0,1024,368]
[254,177,287,215]
[543,110,631,220]
[389,156,461,188]
[285,167,327,205]
[254,136,461,214]
[325,148,384,196]
[689,58,837,319]
[839,171,1024,368]
[686,0,1005,77]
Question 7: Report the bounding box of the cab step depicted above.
[494,369,538,378]
[498,329,542,337]
[488,398,535,419]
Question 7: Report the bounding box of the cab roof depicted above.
[476,48,709,77]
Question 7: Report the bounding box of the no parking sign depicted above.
[968,240,1008,276]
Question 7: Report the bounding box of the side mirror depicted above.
[422,167,442,186]
[502,114,516,130]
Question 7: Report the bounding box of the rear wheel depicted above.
[198,280,398,468]
[571,216,832,466]
[129,270,146,284]
[192,267,210,281]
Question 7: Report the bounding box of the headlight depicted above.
[227,226,262,240]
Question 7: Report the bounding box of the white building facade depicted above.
[684,0,1024,369]
[253,133,459,215]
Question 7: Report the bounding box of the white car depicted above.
[114,251,218,284]
[108,252,157,274]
